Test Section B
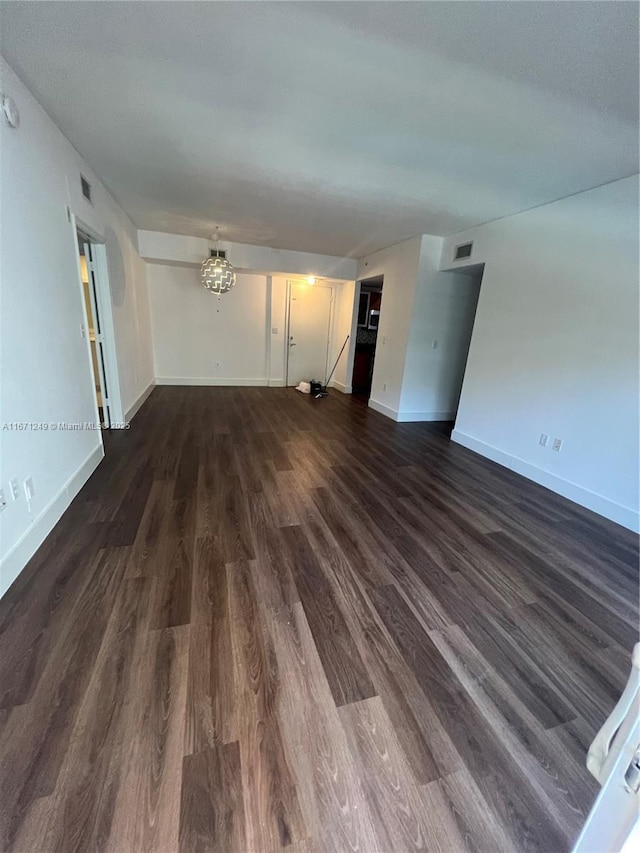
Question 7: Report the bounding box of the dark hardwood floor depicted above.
[0,386,637,852]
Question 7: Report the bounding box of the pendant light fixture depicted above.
[201,227,236,294]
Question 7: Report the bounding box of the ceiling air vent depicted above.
[454,241,473,261]
[80,175,92,203]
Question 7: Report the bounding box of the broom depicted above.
[314,335,350,398]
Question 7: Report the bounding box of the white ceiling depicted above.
[1,1,637,258]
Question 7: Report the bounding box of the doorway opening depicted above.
[286,279,334,387]
[75,230,120,430]
[351,275,383,398]
[443,262,484,424]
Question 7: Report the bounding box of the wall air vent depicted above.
[454,241,473,261]
[210,249,227,259]
[80,175,92,203]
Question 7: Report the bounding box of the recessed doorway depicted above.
[75,227,123,430]
[286,279,333,387]
[351,275,383,398]
[444,263,484,424]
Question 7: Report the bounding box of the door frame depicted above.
[285,278,336,387]
[80,237,113,428]
[71,212,124,430]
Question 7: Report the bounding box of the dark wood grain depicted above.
[219,474,255,562]
[338,696,437,851]
[279,524,376,707]
[107,624,190,852]
[179,741,246,853]
[150,536,193,629]
[184,536,236,756]
[104,462,153,546]
[0,547,129,849]
[228,557,307,850]
[174,442,199,501]
[371,583,576,852]
[0,386,635,852]
[0,519,108,709]
[31,576,151,853]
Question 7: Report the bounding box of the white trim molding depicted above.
[330,380,352,394]
[368,398,398,420]
[451,430,640,532]
[125,379,156,422]
[396,410,454,423]
[0,444,104,597]
[156,377,269,387]
[368,398,453,422]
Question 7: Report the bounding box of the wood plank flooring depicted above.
[1,386,637,852]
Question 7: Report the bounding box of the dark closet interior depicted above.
[352,276,383,397]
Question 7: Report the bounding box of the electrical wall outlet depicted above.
[432,340,439,349]
[383,383,387,392]
[539,433,549,447]
[24,477,35,502]
[24,476,35,516]
[552,438,563,452]
[0,488,7,512]
[10,478,20,501]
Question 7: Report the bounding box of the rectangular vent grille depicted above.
[454,242,473,260]
[210,249,226,259]
[80,175,92,203]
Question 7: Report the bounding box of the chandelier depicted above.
[201,228,236,294]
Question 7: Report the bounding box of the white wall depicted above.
[147,265,354,389]
[400,235,481,420]
[356,237,423,416]
[148,266,269,385]
[355,235,480,422]
[0,57,154,595]
[142,231,357,390]
[440,175,639,531]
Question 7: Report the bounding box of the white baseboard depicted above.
[451,430,639,532]
[268,379,285,387]
[396,410,455,423]
[156,377,269,387]
[451,431,511,466]
[125,379,156,422]
[368,398,453,422]
[368,398,398,420]
[330,380,352,394]
[0,444,104,598]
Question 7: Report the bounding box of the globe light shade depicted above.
[201,255,236,294]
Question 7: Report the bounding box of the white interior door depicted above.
[287,282,333,387]
[82,240,111,427]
